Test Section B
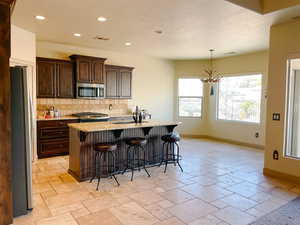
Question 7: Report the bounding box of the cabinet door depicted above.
[105,68,118,98]
[57,62,74,98]
[38,138,69,158]
[119,70,132,98]
[91,60,104,84]
[77,60,91,83]
[37,61,56,98]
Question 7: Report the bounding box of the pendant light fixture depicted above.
[201,49,222,84]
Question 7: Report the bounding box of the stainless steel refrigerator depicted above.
[10,66,33,217]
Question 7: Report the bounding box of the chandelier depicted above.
[201,49,222,83]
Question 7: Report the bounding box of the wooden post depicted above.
[0,0,15,224]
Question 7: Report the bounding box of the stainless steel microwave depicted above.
[77,83,105,99]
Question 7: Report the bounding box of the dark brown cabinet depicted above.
[119,69,132,98]
[91,60,105,84]
[105,66,118,98]
[37,58,74,98]
[77,59,91,83]
[37,60,56,98]
[57,62,74,98]
[70,55,106,84]
[105,65,133,99]
[37,119,79,158]
[37,56,133,100]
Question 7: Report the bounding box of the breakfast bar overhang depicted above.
[68,121,180,181]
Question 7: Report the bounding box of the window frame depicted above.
[178,78,203,118]
[284,59,300,160]
[216,73,263,124]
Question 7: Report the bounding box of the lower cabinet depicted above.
[38,139,69,158]
[37,119,78,158]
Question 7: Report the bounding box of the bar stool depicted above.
[159,132,183,173]
[90,143,120,190]
[122,137,151,181]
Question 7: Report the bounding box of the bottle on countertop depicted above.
[133,106,139,123]
[142,110,151,120]
[54,109,60,118]
[49,106,55,118]
[138,110,143,123]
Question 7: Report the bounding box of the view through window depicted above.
[217,74,262,123]
[178,78,203,117]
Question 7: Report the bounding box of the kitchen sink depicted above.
[112,121,148,124]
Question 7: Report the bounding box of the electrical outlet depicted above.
[255,132,259,138]
[273,113,280,121]
[273,150,279,160]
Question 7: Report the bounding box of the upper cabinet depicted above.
[37,55,133,99]
[70,55,106,84]
[37,58,74,98]
[56,62,74,98]
[105,65,134,99]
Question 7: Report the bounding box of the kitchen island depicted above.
[68,120,180,181]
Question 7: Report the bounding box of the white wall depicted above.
[173,60,210,135]
[11,25,36,63]
[208,51,268,147]
[174,51,269,147]
[36,41,175,121]
[265,20,300,178]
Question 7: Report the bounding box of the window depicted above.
[285,58,300,158]
[178,78,203,117]
[217,74,262,123]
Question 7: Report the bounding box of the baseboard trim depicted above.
[181,134,208,139]
[263,168,300,185]
[181,134,264,150]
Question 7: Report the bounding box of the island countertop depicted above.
[68,120,181,133]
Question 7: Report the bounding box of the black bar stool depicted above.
[159,132,183,173]
[90,143,120,190]
[122,137,151,181]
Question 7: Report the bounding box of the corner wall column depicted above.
[0,1,14,224]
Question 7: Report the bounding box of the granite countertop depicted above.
[68,121,181,133]
[37,116,78,121]
[37,114,132,121]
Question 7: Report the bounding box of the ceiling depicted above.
[12,0,300,59]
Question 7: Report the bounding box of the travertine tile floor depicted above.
[13,138,300,225]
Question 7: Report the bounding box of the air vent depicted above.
[225,51,237,55]
[94,36,110,41]
[292,16,300,20]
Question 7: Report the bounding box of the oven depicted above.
[77,83,105,99]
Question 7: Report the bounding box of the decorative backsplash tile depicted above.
[37,98,133,117]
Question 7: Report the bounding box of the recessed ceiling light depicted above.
[73,33,81,37]
[35,15,46,20]
[97,17,107,22]
[125,42,132,46]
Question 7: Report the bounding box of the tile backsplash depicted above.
[37,98,133,117]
